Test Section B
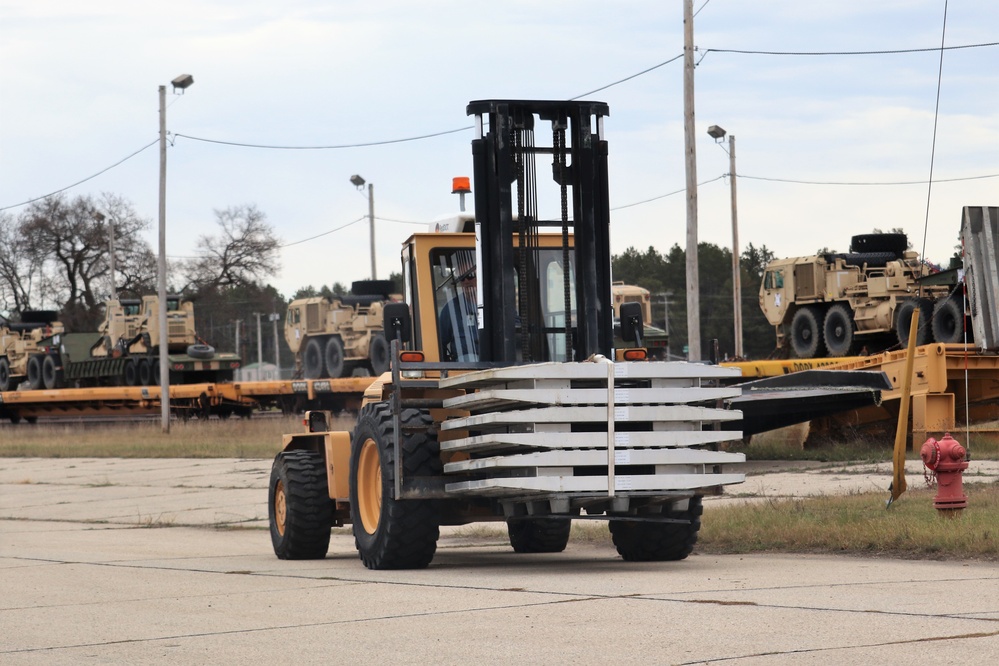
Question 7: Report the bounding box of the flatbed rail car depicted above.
[0,377,378,423]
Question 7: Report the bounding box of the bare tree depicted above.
[182,205,280,290]
[0,211,39,314]
[17,193,154,329]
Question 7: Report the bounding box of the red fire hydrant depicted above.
[920,433,968,515]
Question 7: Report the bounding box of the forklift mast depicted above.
[466,99,613,365]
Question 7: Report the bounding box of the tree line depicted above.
[612,242,777,360]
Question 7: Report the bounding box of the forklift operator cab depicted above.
[403,228,578,365]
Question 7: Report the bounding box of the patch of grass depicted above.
[0,415,355,459]
[699,482,999,560]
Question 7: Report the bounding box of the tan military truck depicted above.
[16,295,240,390]
[0,310,64,391]
[611,282,669,359]
[285,280,395,379]
[759,233,957,358]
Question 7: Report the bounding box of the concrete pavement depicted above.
[2,457,998,664]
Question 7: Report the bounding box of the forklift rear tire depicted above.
[609,497,703,562]
[349,403,440,570]
[269,449,334,559]
[507,518,572,553]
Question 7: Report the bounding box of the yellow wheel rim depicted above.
[274,479,287,536]
[357,437,382,535]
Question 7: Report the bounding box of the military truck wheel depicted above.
[324,337,345,378]
[790,307,822,358]
[931,297,965,344]
[26,355,43,390]
[368,334,390,375]
[269,450,334,559]
[41,355,59,390]
[303,338,325,379]
[138,359,153,386]
[151,361,161,385]
[609,497,703,562]
[123,360,139,387]
[0,358,11,392]
[895,298,933,348]
[823,304,856,357]
[507,518,571,553]
[349,403,440,570]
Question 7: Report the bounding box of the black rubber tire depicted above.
[823,304,856,357]
[351,279,395,297]
[303,337,324,379]
[507,518,572,553]
[187,344,215,360]
[609,497,703,562]
[368,334,390,376]
[895,298,933,348]
[931,297,965,344]
[790,307,822,358]
[41,355,59,390]
[269,449,335,559]
[123,360,139,387]
[151,360,161,386]
[138,359,153,386]
[349,403,440,570]
[0,357,11,392]
[324,336,345,379]
[26,355,43,390]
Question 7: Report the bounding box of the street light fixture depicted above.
[158,73,194,433]
[707,124,743,358]
[350,174,376,279]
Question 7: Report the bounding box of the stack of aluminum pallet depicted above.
[438,359,746,502]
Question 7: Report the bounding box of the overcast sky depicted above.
[1,1,996,303]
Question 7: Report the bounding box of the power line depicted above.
[571,54,683,100]
[739,172,999,186]
[612,175,727,210]
[173,127,472,151]
[699,40,998,58]
[280,216,366,248]
[0,139,159,212]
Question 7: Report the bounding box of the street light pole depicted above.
[350,174,376,280]
[158,73,194,433]
[727,133,743,358]
[367,183,376,280]
[157,83,169,433]
[707,124,743,359]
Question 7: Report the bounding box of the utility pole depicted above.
[683,0,701,361]
[270,313,281,378]
[234,319,241,359]
[157,83,170,433]
[255,312,263,367]
[728,134,743,358]
[368,183,376,279]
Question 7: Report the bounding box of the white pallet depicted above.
[439,429,739,453]
[445,473,747,496]
[439,360,742,388]
[443,386,741,411]
[441,404,740,432]
[443,447,744,474]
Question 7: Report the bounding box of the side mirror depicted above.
[383,302,412,345]
[619,301,644,346]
